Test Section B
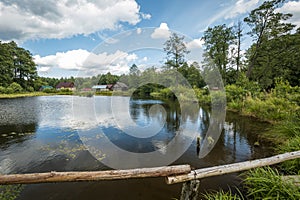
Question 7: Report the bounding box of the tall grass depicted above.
[202,189,244,200]
[0,185,23,200]
[244,167,300,200]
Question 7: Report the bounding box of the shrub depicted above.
[225,84,246,102]
[26,86,34,92]
[0,86,6,94]
[43,88,57,93]
[7,82,23,93]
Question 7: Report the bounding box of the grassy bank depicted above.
[0,92,51,99]
[198,79,300,199]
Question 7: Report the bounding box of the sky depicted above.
[0,0,299,78]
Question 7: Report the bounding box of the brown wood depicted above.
[166,151,300,184]
[282,175,300,186]
[0,165,191,185]
[180,180,200,200]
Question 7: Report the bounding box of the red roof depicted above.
[56,82,74,89]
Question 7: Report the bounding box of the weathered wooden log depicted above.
[282,175,300,186]
[0,165,191,185]
[180,180,200,200]
[166,151,300,184]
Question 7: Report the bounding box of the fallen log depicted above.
[0,164,191,185]
[282,175,300,186]
[166,151,300,184]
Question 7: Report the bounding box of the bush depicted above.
[225,84,246,102]
[43,88,57,93]
[7,82,23,93]
[244,167,300,199]
[0,86,6,94]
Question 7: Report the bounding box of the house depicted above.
[81,88,92,92]
[92,85,109,92]
[107,84,114,91]
[56,82,75,91]
[113,82,128,91]
[39,85,53,91]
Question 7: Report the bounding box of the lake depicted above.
[0,96,272,200]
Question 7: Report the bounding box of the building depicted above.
[112,82,128,91]
[92,85,109,92]
[39,85,53,91]
[56,82,75,91]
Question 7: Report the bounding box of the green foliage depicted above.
[202,189,243,200]
[42,88,57,93]
[225,84,246,102]
[202,24,235,84]
[244,0,297,86]
[0,185,23,200]
[244,167,300,200]
[58,88,73,95]
[0,41,37,90]
[279,136,300,174]
[95,91,112,96]
[7,82,23,93]
[164,33,189,69]
[98,72,119,85]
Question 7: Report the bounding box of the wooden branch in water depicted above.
[0,165,191,185]
[166,151,300,184]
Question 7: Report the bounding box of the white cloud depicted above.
[151,23,171,39]
[34,49,138,76]
[0,0,148,41]
[200,0,260,29]
[126,53,138,61]
[141,13,151,20]
[186,38,205,50]
[277,1,300,27]
[225,0,260,19]
[136,28,142,34]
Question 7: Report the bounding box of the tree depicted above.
[247,31,300,88]
[128,64,141,88]
[164,33,190,69]
[0,42,13,87]
[98,72,119,85]
[234,21,243,75]
[202,24,235,84]
[244,0,295,78]
[178,62,205,88]
[0,41,37,90]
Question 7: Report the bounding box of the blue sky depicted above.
[0,0,299,78]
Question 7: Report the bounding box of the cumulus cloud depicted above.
[186,38,205,50]
[277,1,300,27]
[151,23,171,39]
[0,0,149,41]
[34,49,139,76]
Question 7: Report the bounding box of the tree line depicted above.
[202,0,300,89]
[0,0,299,94]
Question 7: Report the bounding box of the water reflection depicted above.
[0,96,272,200]
[0,97,39,148]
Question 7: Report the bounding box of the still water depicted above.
[0,96,271,200]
